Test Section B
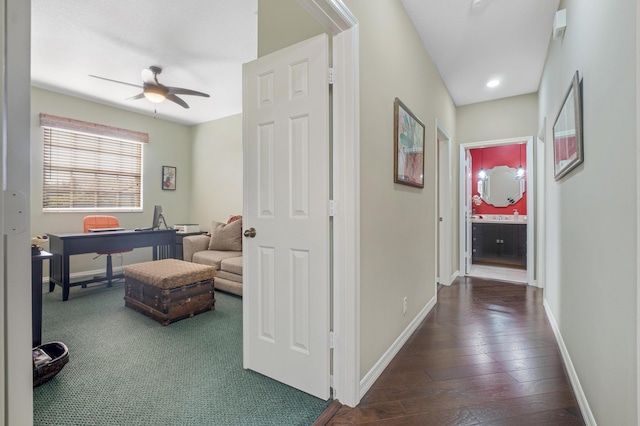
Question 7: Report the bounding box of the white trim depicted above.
[458,147,468,277]
[359,296,437,398]
[331,24,361,407]
[450,270,459,284]
[534,136,546,289]
[5,0,32,422]
[462,136,533,149]
[299,0,360,407]
[543,300,596,426]
[436,121,453,286]
[39,268,126,285]
[636,3,640,421]
[297,0,357,34]
[524,137,535,285]
[0,1,6,419]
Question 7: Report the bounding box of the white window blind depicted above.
[41,114,146,211]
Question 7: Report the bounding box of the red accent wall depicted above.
[470,144,527,215]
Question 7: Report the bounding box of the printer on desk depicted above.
[174,224,200,234]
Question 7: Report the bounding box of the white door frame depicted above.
[436,121,452,286]
[3,0,33,422]
[298,0,360,407]
[459,136,536,286]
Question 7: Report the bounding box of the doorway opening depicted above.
[460,137,535,285]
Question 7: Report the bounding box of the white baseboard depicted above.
[449,270,459,285]
[41,267,124,285]
[543,299,596,425]
[359,295,437,398]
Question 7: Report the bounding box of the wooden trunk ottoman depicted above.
[123,259,216,326]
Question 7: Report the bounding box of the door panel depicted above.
[243,34,330,400]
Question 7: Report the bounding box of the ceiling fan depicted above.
[89,66,210,109]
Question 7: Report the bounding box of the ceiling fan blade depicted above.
[166,86,210,98]
[89,75,142,89]
[166,94,189,109]
[126,92,146,101]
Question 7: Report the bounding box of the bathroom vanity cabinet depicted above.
[472,222,526,266]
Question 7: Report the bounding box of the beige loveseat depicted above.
[182,218,243,296]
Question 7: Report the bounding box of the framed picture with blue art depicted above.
[394,98,425,188]
[162,165,176,190]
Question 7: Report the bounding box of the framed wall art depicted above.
[553,71,583,180]
[394,98,425,188]
[162,165,176,190]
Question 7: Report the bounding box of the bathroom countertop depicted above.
[470,215,527,224]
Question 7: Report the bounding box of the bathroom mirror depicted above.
[478,165,525,207]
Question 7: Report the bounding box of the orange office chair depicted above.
[83,215,132,287]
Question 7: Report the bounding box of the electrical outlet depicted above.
[403,297,407,315]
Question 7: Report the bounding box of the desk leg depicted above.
[32,259,43,348]
[62,253,70,301]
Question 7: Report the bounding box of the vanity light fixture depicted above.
[477,149,487,180]
[516,143,525,179]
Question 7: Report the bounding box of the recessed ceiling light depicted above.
[486,79,500,88]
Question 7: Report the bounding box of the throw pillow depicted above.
[208,218,242,251]
[227,214,242,224]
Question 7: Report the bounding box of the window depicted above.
[40,114,148,211]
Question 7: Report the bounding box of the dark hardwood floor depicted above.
[326,277,585,425]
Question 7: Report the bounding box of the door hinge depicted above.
[328,67,336,85]
[329,200,338,217]
[329,331,335,349]
[4,190,27,235]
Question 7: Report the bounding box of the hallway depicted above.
[327,278,584,425]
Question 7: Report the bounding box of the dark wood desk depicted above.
[32,250,53,347]
[48,229,177,301]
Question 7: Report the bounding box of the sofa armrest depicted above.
[182,234,211,261]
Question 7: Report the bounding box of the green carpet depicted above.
[34,281,331,425]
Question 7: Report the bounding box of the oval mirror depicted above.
[480,165,524,207]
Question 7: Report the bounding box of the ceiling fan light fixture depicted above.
[143,86,166,103]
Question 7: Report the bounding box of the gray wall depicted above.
[344,0,456,377]
[257,0,325,57]
[190,113,243,230]
[457,93,539,144]
[539,0,637,423]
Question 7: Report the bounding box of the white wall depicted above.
[190,114,243,230]
[31,87,193,274]
[539,0,638,423]
[344,0,456,377]
[457,93,539,144]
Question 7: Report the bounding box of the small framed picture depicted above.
[394,98,425,188]
[162,166,176,190]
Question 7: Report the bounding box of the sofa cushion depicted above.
[216,270,242,283]
[192,250,242,270]
[220,256,243,275]
[208,219,242,251]
[215,277,242,296]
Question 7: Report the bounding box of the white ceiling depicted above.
[31,0,559,126]
[401,0,560,106]
[31,0,258,126]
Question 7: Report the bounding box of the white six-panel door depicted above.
[242,34,330,400]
